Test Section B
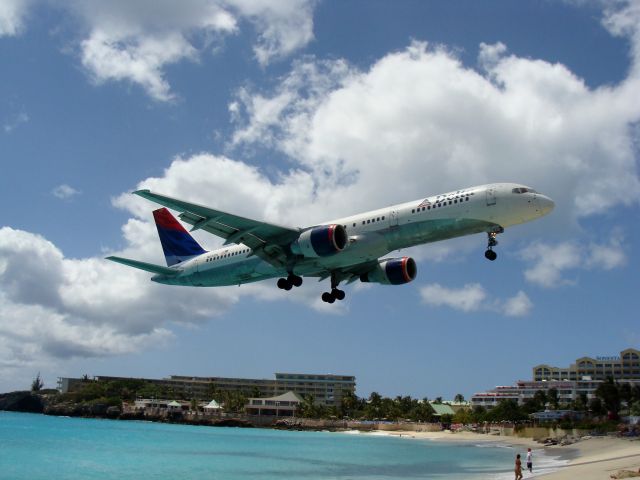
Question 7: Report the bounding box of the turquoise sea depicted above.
[0,412,565,479]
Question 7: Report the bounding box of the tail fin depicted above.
[153,208,206,266]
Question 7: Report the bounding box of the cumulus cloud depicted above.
[1,1,638,375]
[230,35,640,220]
[0,222,240,370]
[420,283,487,312]
[66,0,316,101]
[0,1,316,101]
[0,0,30,37]
[521,233,627,288]
[502,291,533,317]
[419,283,532,317]
[52,184,81,200]
[230,0,316,66]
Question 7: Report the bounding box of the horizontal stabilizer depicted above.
[106,256,181,276]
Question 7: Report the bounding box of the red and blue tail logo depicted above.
[153,208,206,266]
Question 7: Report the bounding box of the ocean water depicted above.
[0,412,566,479]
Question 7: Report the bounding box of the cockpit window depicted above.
[512,187,538,194]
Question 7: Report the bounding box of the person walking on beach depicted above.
[526,448,533,473]
[515,453,523,480]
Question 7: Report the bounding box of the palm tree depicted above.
[454,393,465,403]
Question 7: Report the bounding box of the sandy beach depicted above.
[379,430,640,479]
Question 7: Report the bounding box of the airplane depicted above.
[106,183,554,304]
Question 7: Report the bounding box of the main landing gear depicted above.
[277,273,303,290]
[321,272,345,304]
[484,229,503,261]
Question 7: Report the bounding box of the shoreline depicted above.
[371,429,640,479]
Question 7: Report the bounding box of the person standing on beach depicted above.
[515,454,523,480]
[526,448,533,473]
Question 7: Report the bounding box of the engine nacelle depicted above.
[360,257,417,285]
[291,224,348,258]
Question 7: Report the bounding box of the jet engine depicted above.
[360,257,417,285]
[291,224,348,257]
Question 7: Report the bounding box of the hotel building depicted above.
[57,372,356,408]
[470,379,603,408]
[533,348,640,382]
[471,348,640,409]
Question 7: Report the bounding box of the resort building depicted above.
[470,379,603,408]
[429,403,456,419]
[472,348,640,409]
[57,372,355,408]
[533,348,640,382]
[245,391,302,417]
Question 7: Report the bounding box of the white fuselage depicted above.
[152,183,554,287]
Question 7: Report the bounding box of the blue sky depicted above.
[1,0,639,400]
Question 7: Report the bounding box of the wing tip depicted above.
[133,189,150,196]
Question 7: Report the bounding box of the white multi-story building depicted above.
[57,372,355,408]
[470,379,603,408]
[472,347,640,409]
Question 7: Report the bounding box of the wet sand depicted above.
[378,430,640,479]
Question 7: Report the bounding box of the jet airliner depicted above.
[107,183,554,303]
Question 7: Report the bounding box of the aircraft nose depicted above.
[538,195,555,216]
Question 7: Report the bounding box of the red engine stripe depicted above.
[402,257,411,283]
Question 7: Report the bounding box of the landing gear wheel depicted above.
[321,272,346,303]
[277,278,292,290]
[485,249,497,261]
[288,274,303,287]
[321,292,335,303]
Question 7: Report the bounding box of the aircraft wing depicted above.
[314,260,380,284]
[133,190,300,268]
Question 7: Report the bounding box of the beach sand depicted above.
[379,430,640,479]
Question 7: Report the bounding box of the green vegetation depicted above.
[31,373,44,392]
[450,380,640,428]
[34,375,640,427]
[336,392,436,422]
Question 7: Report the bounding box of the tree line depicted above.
[49,376,640,423]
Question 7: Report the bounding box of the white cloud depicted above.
[586,232,627,270]
[80,29,199,102]
[63,0,316,101]
[52,184,81,199]
[0,0,318,101]
[420,283,487,312]
[419,283,531,317]
[521,242,582,288]
[502,291,533,317]
[0,0,30,37]
[230,32,640,221]
[229,0,316,65]
[2,1,638,376]
[521,234,627,288]
[0,224,241,370]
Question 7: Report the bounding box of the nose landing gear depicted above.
[484,228,503,261]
